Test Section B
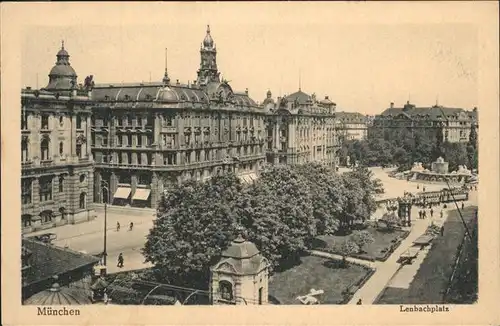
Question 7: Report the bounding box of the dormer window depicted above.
[104,95,110,101]
[124,94,131,101]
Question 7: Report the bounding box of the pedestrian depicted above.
[129,222,134,231]
[418,210,422,219]
[356,299,362,305]
[116,222,120,232]
[440,226,444,236]
[417,184,420,190]
[423,210,427,219]
[103,291,109,305]
[461,202,465,210]
[440,211,444,219]
[475,185,477,191]
[430,208,434,218]
[117,253,124,268]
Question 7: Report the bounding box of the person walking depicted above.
[423,210,427,219]
[461,202,465,210]
[117,253,124,268]
[129,222,134,231]
[430,208,434,218]
[423,186,426,192]
[440,226,444,236]
[440,211,444,219]
[116,222,120,232]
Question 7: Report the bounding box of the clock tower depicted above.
[196,25,220,86]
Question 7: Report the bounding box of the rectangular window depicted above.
[127,135,132,147]
[22,179,32,204]
[21,113,28,130]
[137,135,142,147]
[102,136,108,146]
[166,116,173,126]
[76,115,82,129]
[59,176,64,192]
[204,150,210,161]
[137,153,142,165]
[137,116,142,127]
[117,136,123,147]
[146,136,152,147]
[195,150,201,162]
[127,153,132,164]
[127,115,133,126]
[41,115,49,129]
[39,177,53,202]
[185,151,191,164]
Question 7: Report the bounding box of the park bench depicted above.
[398,246,420,265]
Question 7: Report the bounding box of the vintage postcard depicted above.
[1,1,499,325]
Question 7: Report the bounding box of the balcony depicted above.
[162,127,177,133]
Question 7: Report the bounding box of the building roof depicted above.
[22,238,100,287]
[336,111,366,122]
[213,235,268,275]
[92,81,260,110]
[379,103,474,120]
[23,276,92,305]
[285,90,312,105]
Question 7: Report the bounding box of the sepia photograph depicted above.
[2,2,499,325]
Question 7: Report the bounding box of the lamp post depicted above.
[100,180,110,275]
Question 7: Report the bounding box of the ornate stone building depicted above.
[335,111,368,141]
[370,101,478,143]
[91,26,268,208]
[264,89,338,167]
[21,43,95,233]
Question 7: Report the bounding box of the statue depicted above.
[84,75,95,90]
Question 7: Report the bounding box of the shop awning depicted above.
[114,187,131,199]
[133,188,151,201]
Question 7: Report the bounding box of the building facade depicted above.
[335,111,368,141]
[21,43,95,233]
[369,101,478,144]
[91,26,268,208]
[264,90,338,167]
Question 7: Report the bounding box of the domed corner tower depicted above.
[45,40,78,92]
[210,234,270,305]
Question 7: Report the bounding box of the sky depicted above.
[20,3,479,115]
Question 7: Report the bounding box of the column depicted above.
[151,172,159,209]
[94,171,102,203]
[110,172,118,202]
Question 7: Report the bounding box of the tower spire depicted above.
[163,47,170,85]
[61,40,64,50]
[299,68,302,91]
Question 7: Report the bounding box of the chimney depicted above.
[473,107,477,112]
[390,102,394,109]
[176,79,180,85]
[325,96,329,100]
[26,86,31,90]
[245,88,248,95]
[188,81,191,88]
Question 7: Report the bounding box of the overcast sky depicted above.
[20,3,479,115]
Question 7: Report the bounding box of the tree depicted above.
[378,212,400,231]
[236,165,316,270]
[293,163,346,236]
[338,240,359,267]
[467,123,478,170]
[351,230,375,253]
[442,142,468,171]
[142,175,242,287]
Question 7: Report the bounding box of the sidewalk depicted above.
[348,192,477,304]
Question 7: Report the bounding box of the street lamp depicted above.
[100,180,110,275]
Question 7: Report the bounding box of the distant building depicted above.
[335,111,368,141]
[21,42,95,233]
[264,90,339,167]
[22,238,99,303]
[370,101,478,143]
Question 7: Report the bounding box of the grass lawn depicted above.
[312,226,408,261]
[376,206,477,304]
[269,255,373,304]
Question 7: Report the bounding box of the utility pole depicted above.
[101,180,110,275]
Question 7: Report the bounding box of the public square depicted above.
[25,167,477,281]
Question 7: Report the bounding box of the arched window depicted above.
[80,174,86,183]
[79,192,87,209]
[21,138,29,162]
[59,116,64,126]
[218,281,233,301]
[40,138,50,160]
[59,142,64,155]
